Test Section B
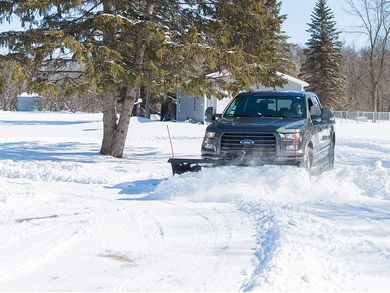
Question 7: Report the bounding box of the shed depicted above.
[16,93,41,111]
[176,72,309,123]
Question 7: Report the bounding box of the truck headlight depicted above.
[203,132,217,151]
[205,131,216,138]
[279,130,301,141]
[284,133,301,140]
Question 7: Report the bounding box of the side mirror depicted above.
[205,107,215,123]
[321,108,335,124]
[310,105,322,124]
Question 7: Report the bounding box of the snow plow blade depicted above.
[168,158,226,175]
[168,157,303,175]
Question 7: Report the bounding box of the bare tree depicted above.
[0,62,27,110]
[347,0,390,112]
[287,44,305,77]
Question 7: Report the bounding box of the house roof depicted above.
[278,72,309,87]
[206,71,309,88]
[18,92,40,98]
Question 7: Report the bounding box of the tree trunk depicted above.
[135,86,141,116]
[110,86,137,158]
[105,0,155,158]
[144,89,151,119]
[100,0,117,155]
[372,83,378,113]
[100,90,117,155]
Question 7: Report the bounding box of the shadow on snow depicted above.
[0,120,101,126]
[0,141,100,163]
[110,178,166,201]
[0,141,168,164]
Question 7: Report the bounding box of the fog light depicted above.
[286,145,296,151]
[204,143,216,151]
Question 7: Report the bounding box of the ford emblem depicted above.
[240,139,255,146]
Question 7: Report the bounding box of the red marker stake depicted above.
[166,125,175,159]
[293,129,297,162]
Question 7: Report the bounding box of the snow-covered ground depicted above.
[0,111,389,291]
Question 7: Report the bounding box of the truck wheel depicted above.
[327,141,335,170]
[303,145,313,175]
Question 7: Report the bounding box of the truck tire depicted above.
[327,141,335,170]
[303,145,313,175]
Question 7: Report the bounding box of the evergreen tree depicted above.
[299,0,346,108]
[200,0,290,94]
[0,0,290,158]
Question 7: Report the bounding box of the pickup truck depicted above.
[168,91,336,175]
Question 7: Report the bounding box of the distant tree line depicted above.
[343,46,390,112]
[288,43,390,113]
[289,0,390,112]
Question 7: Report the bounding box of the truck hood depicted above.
[207,117,308,133]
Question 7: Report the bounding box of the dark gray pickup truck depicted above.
[168,90,336,175]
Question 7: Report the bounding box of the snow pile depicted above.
[154,165,362,203]
[0,159,129,185]
[351,161,389,200]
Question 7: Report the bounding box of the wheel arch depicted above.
[306,141,314,165]
[307,141,313,150]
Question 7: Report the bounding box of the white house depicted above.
[175,72,309,123]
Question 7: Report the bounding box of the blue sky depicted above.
[281,0,363,47]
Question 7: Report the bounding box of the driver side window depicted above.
[308,97,314,111]
[309,97,320,109]
[309,96,321,117]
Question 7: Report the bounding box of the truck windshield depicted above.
[223,95,307,119]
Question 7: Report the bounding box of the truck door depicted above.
[311,96,329,159]
[314,96,332,151]
[308,96,321,155]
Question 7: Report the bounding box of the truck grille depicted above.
[220,132,276,160]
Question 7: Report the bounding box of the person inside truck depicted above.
[287,102,303,118]
[257,100,269,116]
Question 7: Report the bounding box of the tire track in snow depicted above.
[0,220,87,285]
[113,210,166,291]
[236,200,279,292]
[330,205,390,260]
[235,199,372,291]
[113,201,254,291]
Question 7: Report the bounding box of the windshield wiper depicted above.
[224,114,290,118]
[260,114,288,118]
[224,114,258,118]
